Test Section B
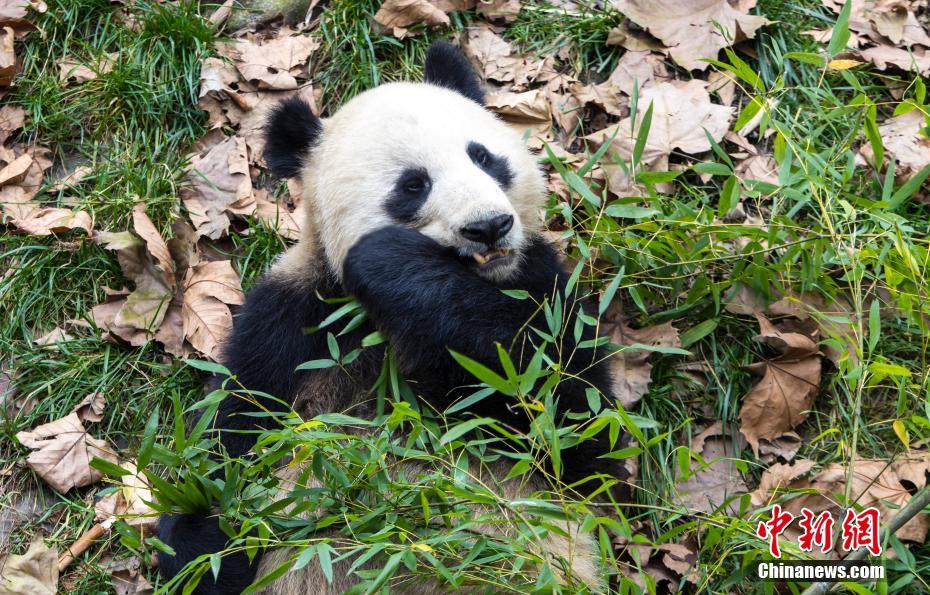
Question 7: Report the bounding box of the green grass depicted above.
[3,0,930,593]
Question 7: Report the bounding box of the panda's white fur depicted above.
[282,81,546,285]
[157,42,624,595]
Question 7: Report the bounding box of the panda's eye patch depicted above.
[387,167,432,223]
[467,141,513,189]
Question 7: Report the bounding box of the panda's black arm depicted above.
[158,273,351,595]
[342,226,580,376]
[343,226,624,490]
[214,274,339,459]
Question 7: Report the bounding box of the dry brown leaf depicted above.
[183,135,252,240]
[605,317,681,408]
[475,0,520,22]
[618,538,698,593]
[58,53,115,85]
[485,89,552,147]
[587,80,733,171]
[859,44,930,74]
[0,188,94,236]
[0,26,15,87]
[231,188,303,240]
[768,292,859,366]
[822,0,930,47]
[707,70,737,106]
[570,81,628,117]
[735,154,779,186]
[606,20,665,52]
[104,557,154,595]
[0,364,35,420]
[751,454,930,548]
[181,260,245,360]
[676,422,749,514]
[462,25,557,89]
[604,50,669,97]
[0,0,46,32]
[724,285,859,367]
[86,288,148,347]
[610,0,769,70]
[0,152,31,186]
[94,461,156,530]
[34,327,73,348]
[95,219,174,335]
[738,315,822,459]
[131,204,175,287]
[15,394,118,493]
[48,164,92,192]
[218,32,319,90]
[0,104,24,143]
[374,0,476,38]
[859,108,930,188]
[0,536,57,595]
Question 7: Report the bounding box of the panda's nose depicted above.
[459,214,514,245]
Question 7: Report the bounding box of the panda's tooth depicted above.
[474,252,488,264]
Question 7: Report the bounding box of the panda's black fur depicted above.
[157,41,624,594]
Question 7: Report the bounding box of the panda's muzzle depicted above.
[459,214,514,268]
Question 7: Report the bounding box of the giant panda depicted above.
[157,41,628,594]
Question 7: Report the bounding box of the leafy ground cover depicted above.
[1,0,929,593]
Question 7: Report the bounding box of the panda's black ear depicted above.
[263,97,322,179]
[424,41,485,105]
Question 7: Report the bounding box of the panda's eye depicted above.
[401,172,430,195]
[471,145,491,167]
[475,148,490,165]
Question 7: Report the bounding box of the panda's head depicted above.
[264,42,546,283]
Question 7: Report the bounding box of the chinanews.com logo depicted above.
[752,505,885,582]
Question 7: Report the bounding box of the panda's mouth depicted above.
[472,247,511,267]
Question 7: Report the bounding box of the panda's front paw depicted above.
[343,226,442,294]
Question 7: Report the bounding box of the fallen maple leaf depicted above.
[0,104,24,143]
[0,536,57,595]
[15,393,118,493]
[217,31,319,90]
[609,0,769,70]
[58,53,116,85]
[605,316,681,408]
[0,25,16,86]
[183,135,252,239]
[1,187,94,236]
[751,454,930,550]
[676,422,749,515]
[587,80,733,171]
[94,208,175,335]
[475,0,521,22]
[485,90,552,148]
[94,461,156,530]
[374,0,476,38]
[859,108,930,193]
[739,314,822,459]
[181,260,245,360]
[0,0,47,32]
[462,25,558,90]
[104,556,154,595]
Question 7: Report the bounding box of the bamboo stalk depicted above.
[57,517,115,572]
